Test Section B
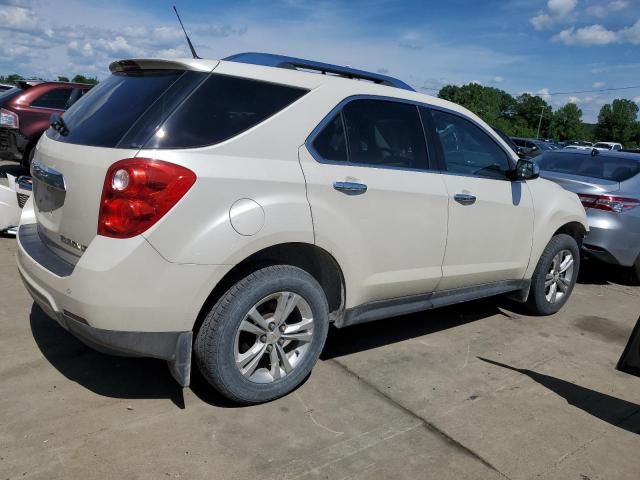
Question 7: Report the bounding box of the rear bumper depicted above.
[16,222,232,385]
[582,210,640,267]
[22,277,192,385]
[0,128,27,161]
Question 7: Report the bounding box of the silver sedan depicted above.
[538,150,640,280]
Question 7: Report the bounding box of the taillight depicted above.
[0,108,18,128]
[578,193,640,213]
[98,158,196,238]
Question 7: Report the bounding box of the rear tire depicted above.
[194,265,329,404]
[526,234,580,315]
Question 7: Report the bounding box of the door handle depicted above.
[334,181,368,196]
[454,193,476,205]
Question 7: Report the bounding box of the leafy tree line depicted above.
[437,83,640,147]
[0,73,98,85]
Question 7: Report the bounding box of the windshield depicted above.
[593,143,612,149]
[539,153,640,182]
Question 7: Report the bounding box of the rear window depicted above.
[539,153,640,182]
[47,70,189,148]
[47,71,308,149]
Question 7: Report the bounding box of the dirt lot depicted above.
[1,235,639,480]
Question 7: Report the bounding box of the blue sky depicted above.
[1,0,639,122]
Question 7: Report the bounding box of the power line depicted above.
[545,85,640,96]
[419,84,640,97]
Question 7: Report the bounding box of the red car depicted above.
[0,80,92,166]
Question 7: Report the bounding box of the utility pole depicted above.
[537,105,550,139]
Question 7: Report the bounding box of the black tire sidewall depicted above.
[528,234,580,315]
[195,266,329,404]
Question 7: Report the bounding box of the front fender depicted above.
[525,178,589,278]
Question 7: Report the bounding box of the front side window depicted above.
[428,109,511,179]
[312,113,347,162]
[31,88,73,110]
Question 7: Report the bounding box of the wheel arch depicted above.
[192,242,346,336]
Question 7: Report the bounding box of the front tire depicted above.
[526,234,580,315]
[194,265,329,404]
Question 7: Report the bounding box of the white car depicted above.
[16,53,588,403]
[0,164,31,234]
[593,142,623,152]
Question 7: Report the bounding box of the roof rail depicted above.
[223,52,415,92]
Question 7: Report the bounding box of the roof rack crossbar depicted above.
[223,52,415,92]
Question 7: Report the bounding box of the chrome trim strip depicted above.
[30,161,66,191]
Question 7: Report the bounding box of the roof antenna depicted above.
[173,5,201,59]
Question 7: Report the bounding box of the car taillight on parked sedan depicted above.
[578,194,640,214]
[0,108,18,128]
[98,158,196,238]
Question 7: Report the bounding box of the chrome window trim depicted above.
[304,94,517,178]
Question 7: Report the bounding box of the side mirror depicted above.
[511,159,540,181]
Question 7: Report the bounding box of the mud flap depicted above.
[617,316,640,377]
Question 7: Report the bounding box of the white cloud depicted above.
[0,5,38,31]
[553,24,619,46]
[568,96,579,103]
[619,19,640,44]
[493,75,504,83]
[398,32,423,50]
[587,1,630,17]
[531,13,553,30]
[548,0,578,16]
[634,96,640,103]
[554,19,640,46]
[538,88,551,100]
[592,81,606,88]
[530,0,578,30]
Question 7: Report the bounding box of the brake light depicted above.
[98,158,196,238]
[578,193,640,213]
[0,108,18,128]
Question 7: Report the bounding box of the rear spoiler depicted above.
[109,58,217,74]
[16,80,44,90]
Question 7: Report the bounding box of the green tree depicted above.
[550,103,583,141]
[595,99,639,144]
[57,75,70,82]
[513,93,552,138]
[438,83,515,130]
[0,73,24,85]
[71,74,98,85]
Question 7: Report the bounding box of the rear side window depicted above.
[343,100,428,170]
[428,108,510,179]
[31,89,73,110]
[143,75,308,149]
[539,153,640,182]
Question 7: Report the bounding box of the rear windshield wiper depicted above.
[50,114,70,136]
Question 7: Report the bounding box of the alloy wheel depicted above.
[544,249,574,304]
[234,291,314,383]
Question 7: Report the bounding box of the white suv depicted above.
[16,53,588,403]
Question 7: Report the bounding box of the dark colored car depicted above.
[492,128,538,160]
[511,137,557,156]
[0,83,14,92]
[0,80,92,165]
